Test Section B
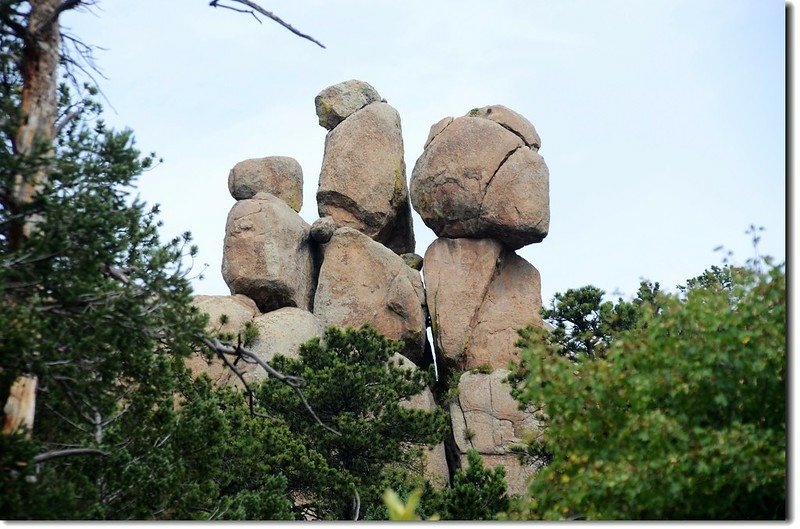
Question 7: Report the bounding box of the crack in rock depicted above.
[327,99,382,131]
[477,144,524,217]
[494,122,540,150]
[424,117,454,149]
[460,251,504,366]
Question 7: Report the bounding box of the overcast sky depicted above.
[63,1,785,304]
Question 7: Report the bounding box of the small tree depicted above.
[532,282,660,361]
[508,257,786,520]
[426,449,510,520]
[379,449,511,521]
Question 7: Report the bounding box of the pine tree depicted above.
[256,325,448,519]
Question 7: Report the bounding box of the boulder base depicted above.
[449,370,546,496]
[424,237,543,374]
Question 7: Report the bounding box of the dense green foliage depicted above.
[0,21,222,515]
[509,258,786,520]
[379,449,511,521]
[257,325,448,519]
[424,449,510,520]
[539,281,661,360]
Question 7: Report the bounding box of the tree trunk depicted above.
[9,0,62,249]
[2,375,38,437]
[3,3,63,438]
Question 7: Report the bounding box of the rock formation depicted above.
[409,103,551,495]
[424,238,543,375]
[221,192,315,313]
[315,79,382,131]
[316,81,415,254]
[228,156,304,211]
[198,82,552,500]
[449,370,546,495]
[250,308,324,363]
[313,227,426,364]
[410,107,549,249]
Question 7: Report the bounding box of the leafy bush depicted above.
[509,258,785,520]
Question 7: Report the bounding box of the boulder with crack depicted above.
[424,237,543,374]
[313,227,426,364]
[316,80,415,255]
[222,192,316,313]
[410,106,549,250]
[449,370,546,496]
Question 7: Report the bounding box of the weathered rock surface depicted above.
[449,370,545,496]
[186,294,259,386]
[315,79,382,131]
[466,104,541,149]
[310,216,336,244]
[318,101,415,254]
[228,156,303,211]
[423,116,454,149]
[424,237,543,373]
[241,308,324,384]
[314,228,426,363]
[222,193,315,313]
[410,112,549,249]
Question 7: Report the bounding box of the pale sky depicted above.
[63,1,785,305]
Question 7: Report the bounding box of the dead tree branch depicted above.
[200,336,340,436]
[33,447,108,464]
[208,0,325,48]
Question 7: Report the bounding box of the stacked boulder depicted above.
[315,80,415,255]
[190,81,551,496]
[410,104,550,493]
[185,156,327,387]
[222,158,316,313]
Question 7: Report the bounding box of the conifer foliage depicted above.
[257,325,448,519]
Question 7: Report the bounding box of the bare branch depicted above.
[352,488,360,521]
[209,0,325,49]
[33,447,108,464]
[53,107,81,135]
[209,1,261,23]
[201,337,341,436]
